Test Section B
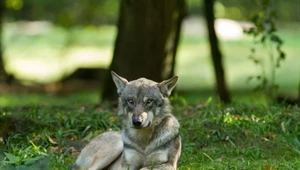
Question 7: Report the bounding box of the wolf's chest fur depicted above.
[122,115,180,167]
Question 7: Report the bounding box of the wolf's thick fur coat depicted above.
[73,72,181,170]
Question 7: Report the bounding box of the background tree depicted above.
[0,0,9,83]
[204,0,231,103]
[102,0,186,101]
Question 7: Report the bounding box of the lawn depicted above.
[0,93,300,169]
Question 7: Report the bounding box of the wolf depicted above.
[73,71,181,170]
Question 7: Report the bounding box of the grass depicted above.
[0,92,300,169]
[177,102,300,169]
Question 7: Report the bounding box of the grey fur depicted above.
[72,72,181,170]
[112,72,181,170]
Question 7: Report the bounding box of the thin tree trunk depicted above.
[102,0,185,101]
[169,0,187,79]
[204,0,231,103]
[0,0,9,83]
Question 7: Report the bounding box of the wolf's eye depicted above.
[146,99,153,105]
[127,99,134,105]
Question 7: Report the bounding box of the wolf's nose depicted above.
[132,117,142,127]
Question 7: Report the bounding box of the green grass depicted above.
[0,93,300,169]
[177,102,300,169]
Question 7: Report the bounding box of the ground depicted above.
[0,92,300,169]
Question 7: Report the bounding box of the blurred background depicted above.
[1,0,300,105]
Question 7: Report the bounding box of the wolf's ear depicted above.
[111,71,128,94]
[158,76,179,97]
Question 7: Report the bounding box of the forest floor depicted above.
[0,91,300,170]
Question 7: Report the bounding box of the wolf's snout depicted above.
[132,116,142,127]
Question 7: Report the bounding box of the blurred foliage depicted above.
[187,0,300,22]
[4,0,120,26]
[218,0,300,22]
[244,0,286,100]
[3,0,300,26]
[5,0,23,10]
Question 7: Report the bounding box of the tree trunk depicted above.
[0,0,9,83]
[102,0,186,101]
[204,0,231,103]
[169,0,187,79]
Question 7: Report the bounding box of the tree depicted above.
[204,0,231,103]
[102,0,186,101]
[0,0,9,83]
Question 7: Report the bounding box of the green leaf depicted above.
[260,35,266,43]
[280,51,286,60]
[23,156,45,165]
[16,165,32,170]
[4,152,20,164]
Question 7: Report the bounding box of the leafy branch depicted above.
[244,0,285,99]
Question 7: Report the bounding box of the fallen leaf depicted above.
[47,135,57,144]
[244,130,249,137]
[261,137,269,142]
[216,156,223,162]
[264,164,271,170]
[225,136,230,141]
[49,146,58,152]
[268,133,276,139]
[71,147,80,157]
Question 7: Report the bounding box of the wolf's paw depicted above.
[140,167,151,170]
[140,165,175,170]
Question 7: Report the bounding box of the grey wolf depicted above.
[73,71,181,170]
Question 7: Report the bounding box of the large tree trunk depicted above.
[102,0,186,101]
[204,0,231,103]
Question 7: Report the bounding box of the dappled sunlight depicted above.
[0,97,9,106]
[215,18,245,40]
[5,46,113,83]
[6,58,65,83]
[65,47,112,69]
[182,17,247,41]
[3,22,115,83]
[2,18,300,95]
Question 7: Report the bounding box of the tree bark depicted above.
[169,0,187,79]
[0,0,9,83]
[204,0,231,103]
[102,0,186,101]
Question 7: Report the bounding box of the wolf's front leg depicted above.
[140,163,175,170]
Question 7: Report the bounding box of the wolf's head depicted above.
[111,71,178,129]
